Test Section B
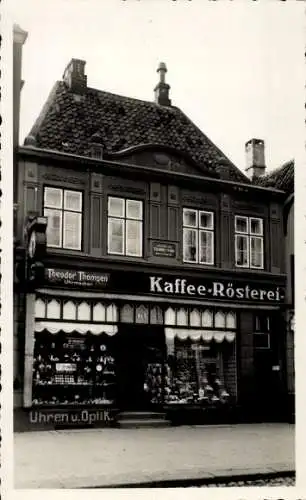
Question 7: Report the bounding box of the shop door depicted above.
[254,350,283,420]
[116,325,165,411]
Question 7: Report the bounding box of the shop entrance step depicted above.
[117,411,171,428]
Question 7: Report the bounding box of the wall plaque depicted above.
[152,242,176,258]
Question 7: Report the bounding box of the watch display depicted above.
[32,333,117,406]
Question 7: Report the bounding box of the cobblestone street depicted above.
[194,475,295,487]
[15,423,294,489]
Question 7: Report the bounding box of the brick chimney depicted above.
[154,62,171,106]
[245,138,266,179]
[63,59,87,94]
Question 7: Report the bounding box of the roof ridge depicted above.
[85,84,180,114]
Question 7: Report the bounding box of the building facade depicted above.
[255,159,294,421]
[14,60,289,427]
[13,24,28,408]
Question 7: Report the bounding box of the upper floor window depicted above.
[235,216,263,269]
[108,197,143,257]
[44,187,82,250]
[183,208,214,265]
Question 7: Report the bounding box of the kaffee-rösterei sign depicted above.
[45,268,285,303]
[149,276,284,302]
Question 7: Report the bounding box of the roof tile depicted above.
[27,81,250,183]
[253,160,294,194]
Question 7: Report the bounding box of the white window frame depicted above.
[44,187,83,250]
[183,208,214,265]
[107,197,143,257]
[235,215,264,269]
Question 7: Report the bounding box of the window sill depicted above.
[46,247,84,255]
[235,265,264,271]
[182,261,215,269]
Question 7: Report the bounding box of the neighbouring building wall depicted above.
[285,202,294,396]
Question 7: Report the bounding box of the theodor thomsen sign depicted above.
[149,276,285,303]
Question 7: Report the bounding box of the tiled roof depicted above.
[26,81,249,183]
[253,160,294,194]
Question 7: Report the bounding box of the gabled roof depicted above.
[25,80,249,184]
[253,159,294,195]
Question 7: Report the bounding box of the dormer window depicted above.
[90,145,103,160]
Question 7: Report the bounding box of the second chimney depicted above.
[245,138,266,179]
[63,59,87,94]
[154,62,171,106]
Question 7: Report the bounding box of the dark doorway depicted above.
[115,325,165,410]
[253,349,283,421]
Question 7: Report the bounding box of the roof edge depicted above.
[18,145,286,195]
[24,81,61,143]
[106,143,219,178]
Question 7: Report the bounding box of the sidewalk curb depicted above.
[80,470,295,489]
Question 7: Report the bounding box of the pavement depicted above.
[14,423,295,489]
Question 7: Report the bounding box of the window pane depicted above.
[235,234,249,266]
[183,209,197,227]
[44,187,62,209]
[64,190,82,212]
[235,216,248,234]
[108,218,124,254]
[250,236,263,268]
[126,199,143,220]
[199,211,213,229]
[250,218,263,236]
[44,209,62,247]
[63,212,82,250]
[126,220,142,256]
[199,230,213,264]
[183,228,197,262]
[108,197,124,217]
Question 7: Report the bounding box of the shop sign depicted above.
[191,345,210,351]
[152,242,176,258]
[45,268,110,288]
[28,407,117,428]
[44,267,285,304]
[149,277,285,303]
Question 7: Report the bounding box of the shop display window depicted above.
[164,338,231,406]
[32,332,117,406]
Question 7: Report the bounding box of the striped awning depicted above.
[165,328,235,343]
[34,322,118,336]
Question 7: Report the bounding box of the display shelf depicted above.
[32,334,117,406]
[33,381,116,387]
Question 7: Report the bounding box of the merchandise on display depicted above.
[32,334,116,406]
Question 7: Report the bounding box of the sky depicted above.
[8,0,305,173]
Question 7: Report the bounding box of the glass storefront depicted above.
[31,296,237,410]
[163,337,235,406]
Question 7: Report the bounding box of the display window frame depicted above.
[31,330,118,407]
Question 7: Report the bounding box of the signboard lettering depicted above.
[46,268,110,288]
[44,268,285,304]
[152,242,176,258]
[149,276,283,302]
